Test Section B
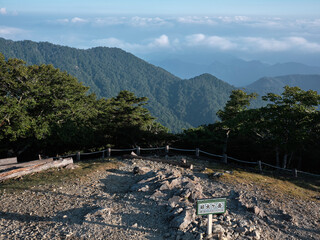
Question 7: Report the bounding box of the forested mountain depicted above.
[245,74,320,96]
[0,38,235,131]
[151,58,320,86]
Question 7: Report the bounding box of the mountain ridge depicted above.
[245,74,320,96]
[0,38,235,132]
[151,57,320,86]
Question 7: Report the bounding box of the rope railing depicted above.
[111,148,136,152]
[54,145,319,178]
[227,156,257,165]
[261,162,292,172]
[170,147,195,152]
[140,147,165,151]
[199,150,222,158]
[80,151,103,156]
[297,170,320,177]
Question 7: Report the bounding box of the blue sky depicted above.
[1,0,320,66]
[2,0,320,15]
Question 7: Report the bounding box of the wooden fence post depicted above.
[136,146,140,156]
[76,152,80,161]
[107,148,111,157]
[222,153,228,164]
[293,168,298,178]
[165,145,169,158]
[102,150,105,159]
[196,148,200,158]
[258,161,262,173]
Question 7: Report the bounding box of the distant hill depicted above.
[245,74,320,96]
[151,58,320,86]
[0,38,235,131]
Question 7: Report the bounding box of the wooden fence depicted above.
[57,145,320,178]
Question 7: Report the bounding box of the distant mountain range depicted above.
[151,58,320,86]
[1,38,319,131]
[245,74,320,96]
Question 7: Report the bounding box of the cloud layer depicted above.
[1,14,320,64]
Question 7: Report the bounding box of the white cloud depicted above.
[130,16,168,27]
[217,16,251,23]
[242,37,290,51]
[93,17,127,26]
[186,34,236,50]
[287,37,320,52]
[92,34,171,53]
[185,34,320,53]
[241,37,320,52]
[56,18,70,24]
[0,26,25,36]
[71,17,87,23]
[151,34,170,47]
[0,8,7,15]
[177,16,217,25]
[186,34,206,44]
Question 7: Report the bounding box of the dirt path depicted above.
[0,157,319,240]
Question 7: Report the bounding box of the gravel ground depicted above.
[0,157,319,240]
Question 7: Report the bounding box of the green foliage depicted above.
[177,86,320,173]
[0,54,169,159]
[0,38,235,132]
[217,89,257,122]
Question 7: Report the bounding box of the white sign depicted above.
[196,198,226,215]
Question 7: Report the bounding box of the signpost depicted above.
[196,198,226,237]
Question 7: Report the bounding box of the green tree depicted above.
[216,89,257,158]
[259,86,320,168]
[0,54,99,157]
[105,90,158,147]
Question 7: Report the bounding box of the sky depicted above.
[1,0,320,66]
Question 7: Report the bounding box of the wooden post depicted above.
[76,152,80,161]
[207,214,213,238]
[102,150,105,159]
[136,146,140,156]
[196,148,200,158]
[222,153,228,164]
[107,148,111,157]
[165,145,169,158]
[258,161,262,173]
[293,168,298,178]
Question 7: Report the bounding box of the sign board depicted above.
[196,198,226,215]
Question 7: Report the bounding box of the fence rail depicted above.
[53,145,319,178]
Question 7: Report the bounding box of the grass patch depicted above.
[200,161,319,201]
[0,158,120,193]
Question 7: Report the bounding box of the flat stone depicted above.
[168,195,181,208]
[212,224,225,233]
[170,209,195,230]
[133,166,151,175]
[253,206,265,218]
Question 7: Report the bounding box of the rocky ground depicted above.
[0,156,319,240]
